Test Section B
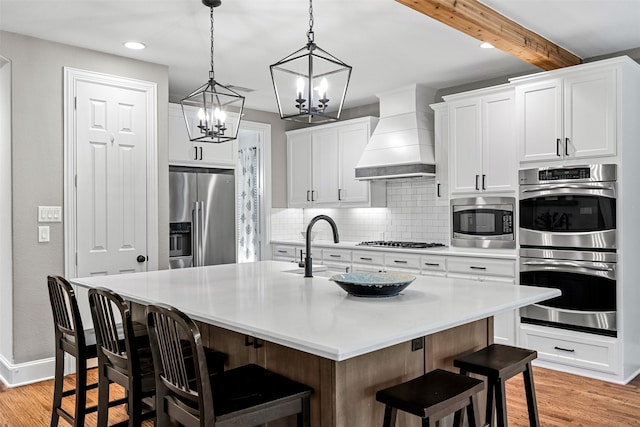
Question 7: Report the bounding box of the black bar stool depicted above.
[376,368,484,427]
[453,344,540,427]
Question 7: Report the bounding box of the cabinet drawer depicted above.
[447,257,515,278]
[384,253,421,271]
[420,255,447,274]
[352,250,384,266]
[322,249,352,263]
[521,325,618,374]
[273,245,299,260]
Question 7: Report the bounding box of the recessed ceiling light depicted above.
[480,42,495,49]
[124,41,146,50]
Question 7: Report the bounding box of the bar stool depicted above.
[453,344,540,427]
[375,368,484,427]
[47,276,120,427]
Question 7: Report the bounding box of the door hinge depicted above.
[74,96,77,110]
[75,252,78,266]
[74,174,77,188]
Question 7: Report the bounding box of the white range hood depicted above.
[355,84,437,180]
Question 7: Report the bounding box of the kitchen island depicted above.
[72,260,559,426]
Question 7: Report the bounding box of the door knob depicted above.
[137,255,146,263]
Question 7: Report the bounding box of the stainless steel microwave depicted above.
[451,197,516,249]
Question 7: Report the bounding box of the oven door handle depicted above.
[520,183,616,198]
[521,261,615,281]
[522,260,613,272]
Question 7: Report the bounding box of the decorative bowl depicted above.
[329,272,416,298]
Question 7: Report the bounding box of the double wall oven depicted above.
[519,164,617,337]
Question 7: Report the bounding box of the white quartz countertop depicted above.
[71,261,558,361]
[271,239,517,259]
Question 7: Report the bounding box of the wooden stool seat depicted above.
[454,344,539,427]
[376,368,484,427]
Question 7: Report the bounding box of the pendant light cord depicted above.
[306,0,314,44]
[209,6,215,81]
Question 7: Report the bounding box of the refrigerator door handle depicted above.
[192,201,200,267]
[199,201,205,266]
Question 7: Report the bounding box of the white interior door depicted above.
[75,80,148,277]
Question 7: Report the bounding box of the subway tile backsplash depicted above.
[270,177,450,244]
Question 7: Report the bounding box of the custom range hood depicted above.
[355,84,436,180]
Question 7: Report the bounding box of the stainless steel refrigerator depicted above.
[169,166,236,269]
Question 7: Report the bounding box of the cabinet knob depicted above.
[137,255,147,263]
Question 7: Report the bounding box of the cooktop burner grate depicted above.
[357,241,446,249]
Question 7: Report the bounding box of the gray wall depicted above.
[0,31,169,364]
[0,56,12,361]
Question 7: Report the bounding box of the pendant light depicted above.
[181,0,244,143]
[270,0,352,124]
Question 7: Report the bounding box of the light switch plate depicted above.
[38,206,62,222]
[38,226,50,243]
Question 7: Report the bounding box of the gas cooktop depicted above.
[357,241,446,249]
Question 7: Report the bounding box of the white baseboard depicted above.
[0,353,55,388]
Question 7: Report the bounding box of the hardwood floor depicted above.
[0,368,153,427]
[1,366,639,426]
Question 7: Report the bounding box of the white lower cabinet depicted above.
[419,255,447,277]
[321,248,352,273]
[520,324,619,375]
[272,245,300,262]
[447,256,517,345]
[351,251,384,273]
[384,253,421,275]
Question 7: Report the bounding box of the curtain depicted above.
[237,147,259,263]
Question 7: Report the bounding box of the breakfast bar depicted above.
[71,260,559,426]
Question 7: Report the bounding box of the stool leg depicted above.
[494,379,508,427]
[467,393,480,427]
[485,379,495,427]
[523,363,540,427]
[50,348,64,427]
[75,357,88,427]
[382,405,397,427]
[453,408,465,427]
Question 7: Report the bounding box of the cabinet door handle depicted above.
[194,146,198,160]
[329,254,342,258]
[556,138,561,157]
[311,190,315,201]
[424,262,440,267]
[393,260,408,264]
[437,183,441,198]
[475,174,479,191]
[277,250,287,254]
[469,266,486,270]
[482,174,486,190]
[360,257,373,261]
[565,138,570,156]
[199,146,203,160]
[554,346,575,353]
[338,189,342,201]
[307,190,310,202]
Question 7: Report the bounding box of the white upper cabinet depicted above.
[446,86,516,195]
[514,66,617,163]
[286,117,385,208]
[430,102,449,206]
[168,103,236,168]
[287,132,313,207]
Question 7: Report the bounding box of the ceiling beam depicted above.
[396,0,582,70]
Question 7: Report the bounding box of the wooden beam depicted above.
[396,0,582,70]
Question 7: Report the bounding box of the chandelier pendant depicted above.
[270,0,352,124]
[181,0,244,143]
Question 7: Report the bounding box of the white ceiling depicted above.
[1,0,639,113]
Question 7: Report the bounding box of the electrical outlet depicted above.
[38,226,50,243]
[411,337,424,352]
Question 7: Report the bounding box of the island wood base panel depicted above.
[198,317,492,427]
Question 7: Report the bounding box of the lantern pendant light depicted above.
[270,0,352,124]
[181,0,244,143]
